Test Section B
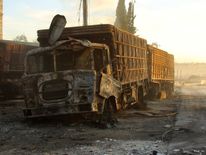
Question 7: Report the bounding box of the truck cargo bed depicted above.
[147,45,174,82]
[38,24,148,86]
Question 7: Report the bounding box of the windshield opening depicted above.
[93,49,108,73]
[27,52,54,74]
[26,48,93,74]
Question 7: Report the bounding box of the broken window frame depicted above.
[25,41,111,75]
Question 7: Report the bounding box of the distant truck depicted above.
[147,45,174,99]
[0,40,37,99]
[22,24,149,118]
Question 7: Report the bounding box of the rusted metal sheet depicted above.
[37,24,148,86]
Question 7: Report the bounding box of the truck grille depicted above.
[42,80,69,100]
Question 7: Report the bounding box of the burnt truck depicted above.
[22,24,148,117]
[0,40,37,99]
[147,45,174,99]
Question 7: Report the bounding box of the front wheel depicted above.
[99,98,117,128]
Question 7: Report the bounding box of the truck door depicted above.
[93,49,108,73]
[93,49,121,99]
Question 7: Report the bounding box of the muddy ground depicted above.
[0,85,206,155]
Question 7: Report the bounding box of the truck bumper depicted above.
[23,103,93,118]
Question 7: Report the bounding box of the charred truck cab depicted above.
[23,39,121,117]
[22,15,149,118]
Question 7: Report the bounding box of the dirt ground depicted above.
[0,85,206,155]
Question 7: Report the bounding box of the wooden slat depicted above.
[148,45,174,82]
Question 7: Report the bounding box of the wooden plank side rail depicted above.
[147,45,174,82]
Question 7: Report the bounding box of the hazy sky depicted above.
[3,0,206,63]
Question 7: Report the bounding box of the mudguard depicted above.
[99,73,121,98]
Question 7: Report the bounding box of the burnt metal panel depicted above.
[99,73,121,98]
[22,70,96,117]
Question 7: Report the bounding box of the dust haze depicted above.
[175,63,206,96]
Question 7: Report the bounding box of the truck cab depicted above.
[22,39,121,117]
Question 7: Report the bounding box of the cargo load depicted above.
[147,45,174,98]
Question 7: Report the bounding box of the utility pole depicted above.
[83,0,88,26]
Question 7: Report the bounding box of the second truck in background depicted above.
[147,45,174,99]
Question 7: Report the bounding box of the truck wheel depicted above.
[99,97,117,128]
